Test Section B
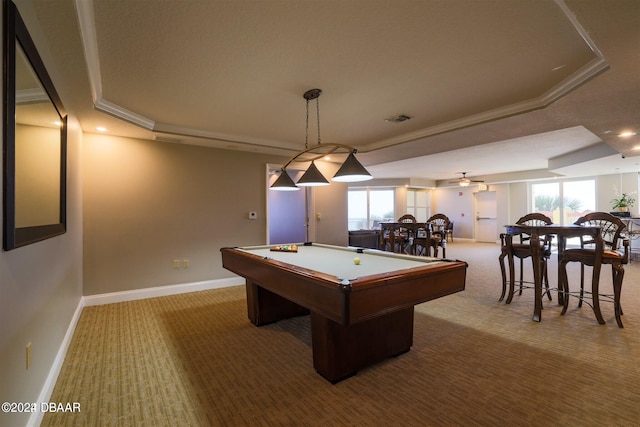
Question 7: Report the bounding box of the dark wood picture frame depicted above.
[3,0,67,250]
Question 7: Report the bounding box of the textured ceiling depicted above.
[21,0,640,185]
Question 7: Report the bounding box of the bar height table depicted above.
[503,224,602,322]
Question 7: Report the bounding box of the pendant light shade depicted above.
[332,152,373,182]
[270,88,374,191]
[270,170,300,191]
[296,161,330,186]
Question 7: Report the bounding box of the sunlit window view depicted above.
[532,179,595,225]
[348,189,394,230]
[406,189,429,222]
[348,190,367,230]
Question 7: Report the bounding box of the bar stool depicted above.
[559,212,629,327]
[499,213,553,303]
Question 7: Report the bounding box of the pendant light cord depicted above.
[305,98,310,149]
[316,97,321,145]
[305,94,321,149]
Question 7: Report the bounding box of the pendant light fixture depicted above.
[296,89,330,187]
[270,169,299,191]
[333,152,375,182]
[270,89,373,191]
[296,161,330,186]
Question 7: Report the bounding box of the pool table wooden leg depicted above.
[311,307,414,383]
[245,281,309,326]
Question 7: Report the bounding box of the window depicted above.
[406,189,430,222]
[532,179,595,225]
[348,189,394,230]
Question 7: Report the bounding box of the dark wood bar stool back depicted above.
[499,213,553,303]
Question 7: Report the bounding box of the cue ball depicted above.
[354,257,361,265]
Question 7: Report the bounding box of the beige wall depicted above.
[82,134,350,295]
[597,172,639,217]
[0,117,83,427]
[83,134,277,295]
[507,182,529,223]
[1,3,84,426]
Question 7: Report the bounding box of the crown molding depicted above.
[75,0,101,103]
[94,98,156,129]
[357,1,609,154]
[74,0,609,157]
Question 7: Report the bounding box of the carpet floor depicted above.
[42,242,640,426]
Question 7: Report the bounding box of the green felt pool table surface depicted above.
[238,243,443,283]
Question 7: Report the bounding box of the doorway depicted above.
[267,167,307,244]
[474,190,497,242]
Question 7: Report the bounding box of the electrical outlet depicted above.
[249,212,257,220]
[173,259,180,269]
[182,259,190,269]
[26,342,31,370]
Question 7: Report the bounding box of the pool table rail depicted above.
[220,247,351,324]
[349,261,467,323]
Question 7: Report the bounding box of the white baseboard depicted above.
[28,299,84,427]
[27,276,243,427]
[82,277,245,306]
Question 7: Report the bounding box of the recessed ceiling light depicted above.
[633,145,640,151]
[619,131,637,138]
[96,126,108,132]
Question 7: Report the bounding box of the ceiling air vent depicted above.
[385,114,412,124]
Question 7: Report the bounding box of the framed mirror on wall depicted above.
[3,0,67,250]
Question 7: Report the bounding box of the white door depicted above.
[475,191,497,243]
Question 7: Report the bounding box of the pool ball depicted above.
[354,257,361,265]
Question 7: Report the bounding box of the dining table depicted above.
[503,223,602,322]
[379,222,430,255]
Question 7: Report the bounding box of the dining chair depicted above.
[397,214,417,223]
[559,212,629,327]
[444,221,454,242]
[498,213,553,303]
[427,214,451,258]
[396,215,417,254]
[411,224,431,256]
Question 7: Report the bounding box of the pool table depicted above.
[220,242,467,383]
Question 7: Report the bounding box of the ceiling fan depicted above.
[449,172,484,187]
